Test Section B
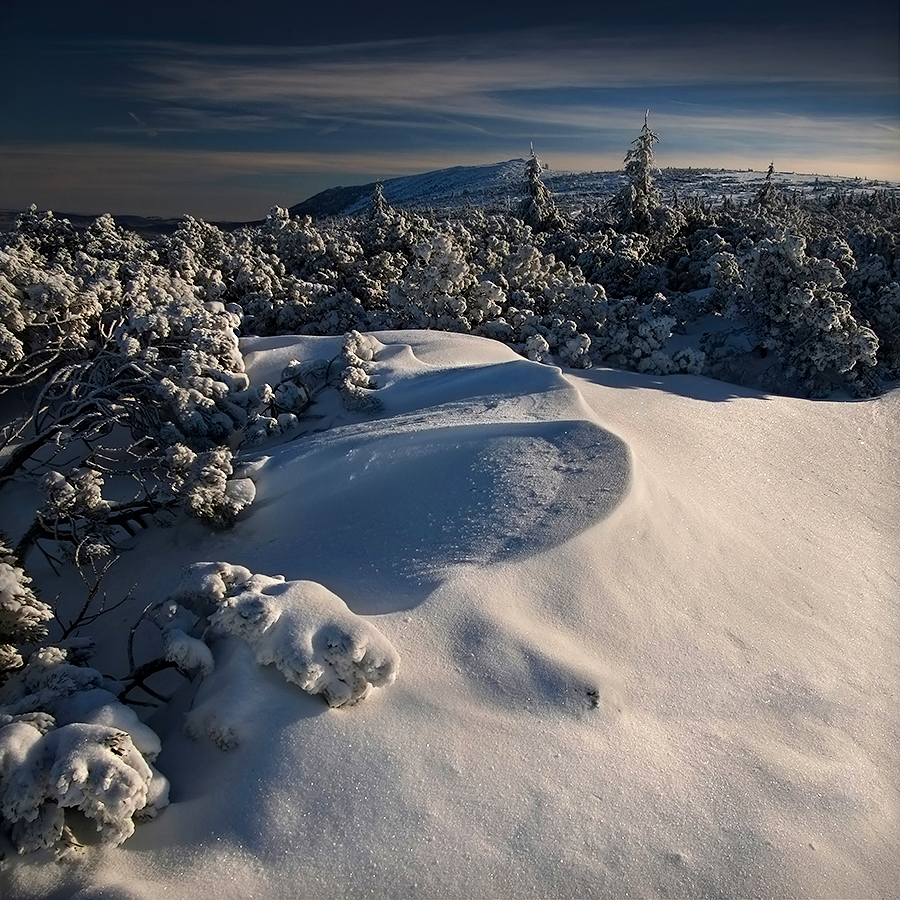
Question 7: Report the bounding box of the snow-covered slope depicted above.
[291,160,899,217]
[3,331,897,899]
[290,159,530,217]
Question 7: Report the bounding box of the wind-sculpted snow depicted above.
[242,332,630,609]
[2,332,897,900]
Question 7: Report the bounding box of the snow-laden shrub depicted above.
[588,294,676,370]
[36,469,115,565]
[524,333,551,363]
[842,245,900,375]
[593,233,650,297]
[293,289,371,336]
[134,563,401,748]
[0,647,168,854]
[166,216,231,284]
[0,242,100,388]
[729,233,879,396]
[242,413,300,447]
[858,281,900,373]
[546,318,592,368]
[391,232,476,331]
[8,207,81,266]
[670,346,707,376]
[338,330,383,412]
[0,541,52,680]
[164,445,255,530]
[670,228,734,294]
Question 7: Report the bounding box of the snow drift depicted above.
[1,330,897,899]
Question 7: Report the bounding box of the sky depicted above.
[1,0,898,220]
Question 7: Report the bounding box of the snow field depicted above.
[2,330,896,899]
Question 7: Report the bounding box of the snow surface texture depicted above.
[236,331,630,610]
[2,331,897,899]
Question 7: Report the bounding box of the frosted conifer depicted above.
[517,144,564,231]
[614,111,662,232]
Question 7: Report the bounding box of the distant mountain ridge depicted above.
[289,159,531,218]
[3,162,895,233]
[290,159,898,219]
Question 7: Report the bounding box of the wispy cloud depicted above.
[124,28,897,114]
[101,29,898,182]
[4,23,897,219]
[127,111,158,138]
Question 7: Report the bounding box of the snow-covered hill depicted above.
[4,161,894,229]
[3,331,897,899]
[291,159,899,218]
[291,159,531,218]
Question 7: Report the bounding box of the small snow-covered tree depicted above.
[613,111,662,233]
[517,144,565,231]
[757,162,779,210]
[0,647,169,855]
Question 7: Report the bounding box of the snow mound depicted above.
[156,562,400,749]
[241,332,630,609]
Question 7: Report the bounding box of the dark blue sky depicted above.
[2,0,897,219]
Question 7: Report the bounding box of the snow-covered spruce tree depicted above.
[613,112,662,233]
[756,162,779,210]
[517,145,565,232]
[608,113,687,248]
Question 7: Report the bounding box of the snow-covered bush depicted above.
[0,647,169,854]
[391,232,478,331]
[337,330,383,412]
[164,445,255,530]
[586,294,677,371]
[125,563,401,749]
[0,541,52,680]
[728,233,879,396]
[36,469,114,565]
